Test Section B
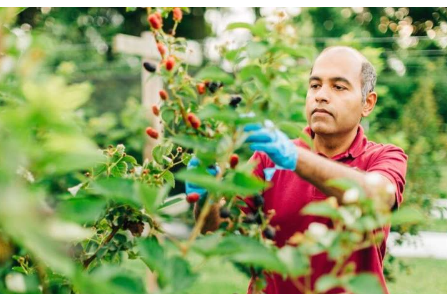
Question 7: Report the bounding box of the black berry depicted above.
[220,207,231,218]
[229,96,242,108]
[263,226,276,240]
[255,213,263,224]
[143,62,156,73]
[253,194,264,208]
[207,81,219,93]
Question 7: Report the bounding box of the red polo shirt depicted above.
[245,124,408,294]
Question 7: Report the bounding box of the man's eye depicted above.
[310,84,320,89]
[334,85,346,91]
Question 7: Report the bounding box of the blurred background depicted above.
[2,7,447,294]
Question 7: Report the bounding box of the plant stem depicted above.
[182,196,212,255]
[83,225,119,269]
[290,277,306,293]
[35,262,50,294]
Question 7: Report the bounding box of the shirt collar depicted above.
[302,124,368,160]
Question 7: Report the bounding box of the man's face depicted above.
[305,49,364,136]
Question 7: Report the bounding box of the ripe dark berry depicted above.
[229,96,242,108]
[145,127,159,139]
[157,42,166,57]
[148,13,162,30]
[173,7,183,22]
[243,213,256,224]
[186,192,200,203]
[197,83,206,95]
[165,56,175,71]
[253,194,264,208]
[229,154,239,169]
[263,226,276,240]
[152,105,160,116]
[220,207,231,218]
[187,113,201,129]
[207,81,219,93]
[143,62,156,73]
[126,221,145,237]
[159,89,168,100]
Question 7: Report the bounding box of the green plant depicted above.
[0,7,424,294]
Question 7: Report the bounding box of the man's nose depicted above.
[315,85,330,103]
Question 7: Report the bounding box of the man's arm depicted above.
[295,146,396,208]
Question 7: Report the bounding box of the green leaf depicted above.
[391,206,426,226]
[75,265,146,294]
[198,104,238,123]
[239,65,269,88]
[277,246,309,278]
[122,155,138,165]
[176,168,268,197]
[138,237,168,286]
[162,170,175,188]
[181,152,192,165]
[157,195,184,210]
[278,121,305,139]
[169,256,197,291]
[251,18,269,37]
[192,233,224,257]
[315,275,341,293]
[56,195,107,224]
[246,41,268,59]
[345,273,384,294]
[162,108,175,123]
[226,22,254,32]
[214,235,284,272]
[152,145,164,165]
[231,171,270,195]
[325,178,363,192]
[91,178,146,208]
[195,66,234,85]
[110,161,127,177]
[302,201,341,219]
[175,167,222,193]
[171,135,218,154]
[271,86,292,109]
[136,184,160,213]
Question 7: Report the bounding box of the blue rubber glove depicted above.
[244,120,298,179]
[185,157,219,201]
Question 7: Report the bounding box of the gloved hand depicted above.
[185,157,219,202]
[244,120,298,179]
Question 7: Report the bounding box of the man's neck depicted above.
[313,126,359,158]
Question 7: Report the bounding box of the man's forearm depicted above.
[294,146,395,208]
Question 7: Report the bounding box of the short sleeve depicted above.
[366,145,408,209]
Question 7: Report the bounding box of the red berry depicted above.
[173,7,183,22]
[148,13,162,30]
[197,83,206,95]
[159,89,168,100]
[145,127,159,139]
[165,56,175,71]
[229,154,239,169]
[152,105,159,116]
[186,192,200,203]
[157,42,166,57]
[187,113,201,129]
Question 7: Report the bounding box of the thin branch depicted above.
[83,225,119,269]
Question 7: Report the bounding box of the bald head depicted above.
[312,46,376,103]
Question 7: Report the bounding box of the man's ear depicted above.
[361,92,377,118]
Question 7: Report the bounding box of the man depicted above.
[188,46,408,294]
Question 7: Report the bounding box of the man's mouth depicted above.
[312,108,333,116]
